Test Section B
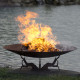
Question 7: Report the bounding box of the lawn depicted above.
[0,67,80,80]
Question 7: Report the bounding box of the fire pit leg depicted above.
[20,55,60,70]
[20,55,38,70]
[39,58,41,69]
[42,56,60,70]
[56,58,60,71]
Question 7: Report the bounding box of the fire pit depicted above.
[4,44,76,58]
[4,44,77,70]
[3,11,77,70]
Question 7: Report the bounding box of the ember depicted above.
[16,11,59,52]
[24,38,59,52]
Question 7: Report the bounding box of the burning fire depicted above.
[16,11,59,52]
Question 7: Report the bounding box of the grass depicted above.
[0,67,80,80]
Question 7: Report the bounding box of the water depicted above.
[0,5,80,72]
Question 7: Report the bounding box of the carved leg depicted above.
[20,59,26,70]
[20,55,38,70]
[42,56,60,70]
[57,60,60,71]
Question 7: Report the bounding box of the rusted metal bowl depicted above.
[4,44,77,58]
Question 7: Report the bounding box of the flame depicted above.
[16,11,59,52]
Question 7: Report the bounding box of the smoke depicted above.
[56,41,77,51]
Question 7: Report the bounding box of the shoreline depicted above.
[0,67,80,76]
[0,0,80,7]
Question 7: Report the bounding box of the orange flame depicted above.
[16,11,59,52]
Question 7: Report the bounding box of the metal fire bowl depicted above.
[4,44,77,58]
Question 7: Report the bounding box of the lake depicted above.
[0,5,80,72]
